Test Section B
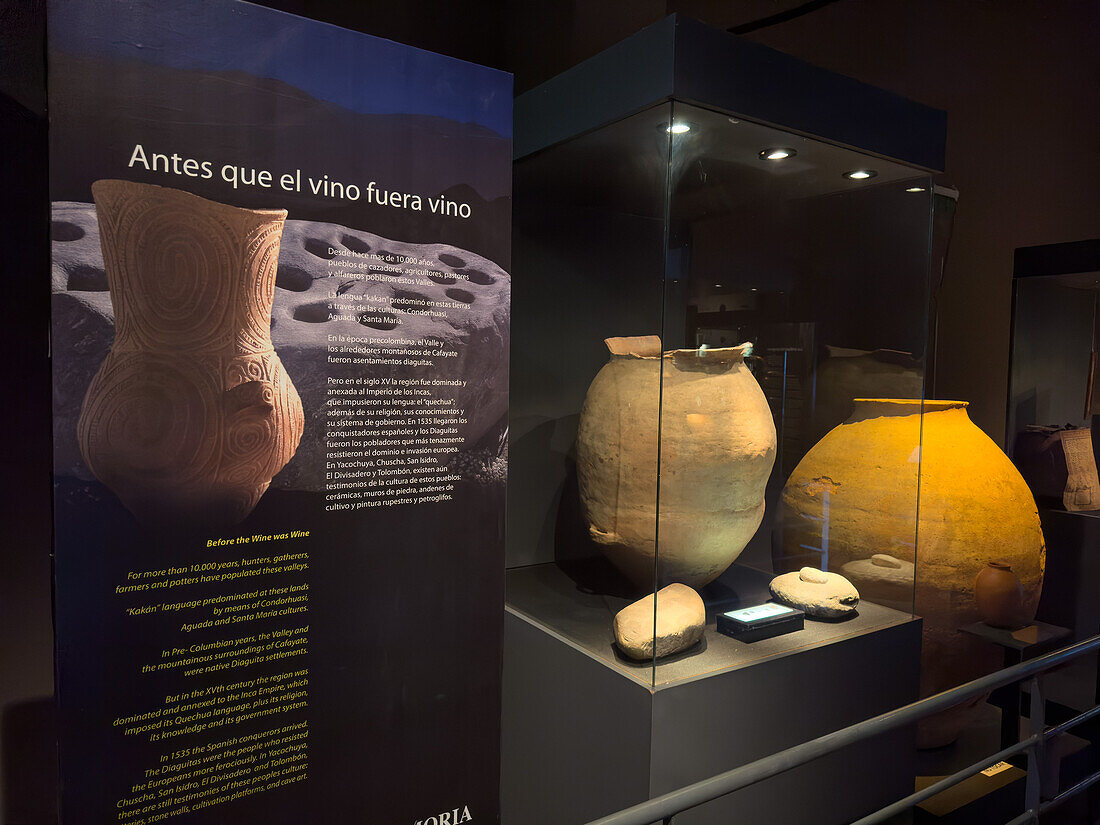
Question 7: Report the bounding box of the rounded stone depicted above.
[841,554,916,612]
[769,567,860,619]
[613,583,706,661]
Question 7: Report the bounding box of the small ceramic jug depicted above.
[974,561,1029,629]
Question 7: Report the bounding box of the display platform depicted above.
[506,562,917,688]
[502,563,922,825]
[1035,507,1100,711]
[961,619,1072,748]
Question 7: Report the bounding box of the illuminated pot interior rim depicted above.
[605,338,751,363]
[850,398,968,416]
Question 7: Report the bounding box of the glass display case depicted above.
[503,16,956,825]
[508,97,935,681]
[507,20,940,682]
[1008,239,1100,714]
[1008,240,1100,504]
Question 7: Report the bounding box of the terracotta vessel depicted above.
[974,562,1029,629]
[78,180,304,527]
[576,336,776,588]
[775,399,1045,746]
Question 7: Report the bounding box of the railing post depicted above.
[1024,674,1046,811]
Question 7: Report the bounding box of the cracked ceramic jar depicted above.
[78,180,304,527]
[576,336,776,589]
[774,398,1045,745]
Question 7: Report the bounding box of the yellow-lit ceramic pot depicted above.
[776,398,1045,746]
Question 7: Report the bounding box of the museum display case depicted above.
[508,92,938,683]
[1008,239,1100,508]
[502,15,967,825]
[7,3,1096,824]
[1008,239,1100,714]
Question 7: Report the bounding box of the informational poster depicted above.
[47,2,511,823]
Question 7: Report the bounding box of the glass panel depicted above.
[1009,272,1098,439]
[506,103,673,687]
[1007,265,1100,716]
[655,100,933,685]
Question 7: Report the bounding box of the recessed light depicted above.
[905,186,927,193]
[843,169,878,180]
[760,147,797,161]
[667,122,691,134]
[714,283,723,288]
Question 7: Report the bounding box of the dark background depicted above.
[2,0,1098,821]
[238,0,1100,441]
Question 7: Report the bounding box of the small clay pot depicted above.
[974,562,1029,629]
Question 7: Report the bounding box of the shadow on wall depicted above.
[2,699,58,825]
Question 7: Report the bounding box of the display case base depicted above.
[502,562,922,825]
[1036,508,1100,710]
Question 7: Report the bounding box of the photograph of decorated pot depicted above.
[576,336,776,588]
[78,180,304,527]
[774,399,1045,746]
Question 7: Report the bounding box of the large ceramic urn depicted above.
[775,399,1045,745]
[78,180,304,527]
[576,336,776,588]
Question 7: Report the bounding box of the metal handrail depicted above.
[848,732,1040,825]
[584,632,1100,825]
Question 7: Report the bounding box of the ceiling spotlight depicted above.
[905,186,927,193]
[760,147,797,161]
[843,169,878,180]
[667,122,691,134]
